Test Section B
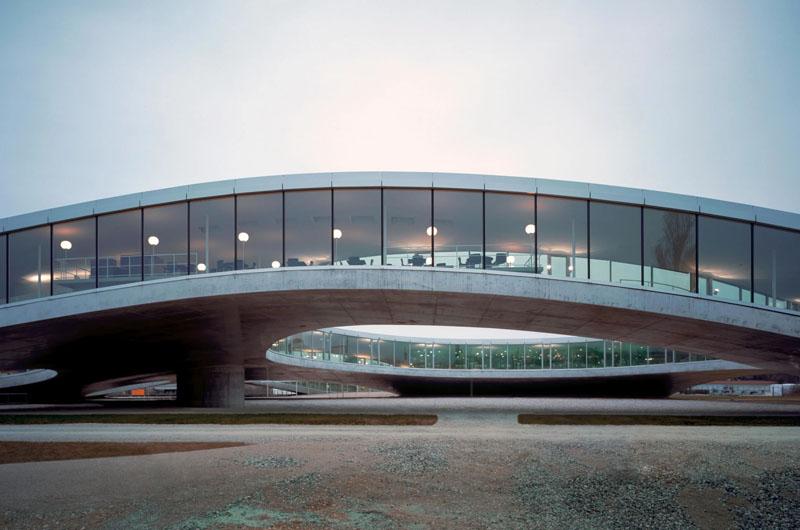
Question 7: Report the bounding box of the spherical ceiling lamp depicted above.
[506,255,516,264]
[271,260,281,269]
[333,228,343,239]
[524,223,536,235]
[426,226,438,237]
[59,240,72,251]
[238,231,250,242]
[196,263,207,272]
[147,235,160,246]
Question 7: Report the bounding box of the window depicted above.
[333,189,381,266]
[451,345,466,369]
[550,343,567,369]
[643,208,696,293]
[190,197,234,275]
[467,344,483,369]
[98,210,141,287]
[508,344,524,369]
[143,202,188,280]
[52,217,96,294]
[284,190,331,267]
[236,193,283,270]
[524,344,543,369]
[0,235,6,303]
[590,202,641,286]
[433,190,482,268]
[754,225,800,311]
[383,189,431,267]
[698,216,751,302]
[485,192,536,273]
[537,197,588,279]
[9,225,51,302]
[569,342,586,368]
[586,341,604,368]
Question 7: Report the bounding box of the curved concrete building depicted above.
[0,172,798,405]
[265,328,759,397]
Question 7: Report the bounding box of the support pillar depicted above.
[177,364,245,408]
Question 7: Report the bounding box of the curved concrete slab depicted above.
[0,267,799,383]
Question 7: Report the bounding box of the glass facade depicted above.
[52,217,96,294]
[190,197,234,274]
[236,193,282,270]
[9,226,51,302]
[143,202,188,280]
[384,189,431,267]
[98,210,141,287]
[754,225,800,311]
[333,189,381,266]
[590,202,641,286]
[698,216,751,302]
[537,196,588,279]
[433,190,482,268]
[643,208,696,293]
[1,184,798,319]
[485,192,536,273]
[284,190,331,267]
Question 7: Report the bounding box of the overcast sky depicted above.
[1,0,798,219]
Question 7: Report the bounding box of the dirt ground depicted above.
[1,424,799,529]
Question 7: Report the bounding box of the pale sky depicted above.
[1,0,799,219]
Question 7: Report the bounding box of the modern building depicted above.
[0,172,798,406]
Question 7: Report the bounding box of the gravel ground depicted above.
[0,399,799,529]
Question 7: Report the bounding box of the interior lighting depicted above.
[333,228,343,239]
[147,235,160,246]
[238,232,250,242]
[196,263,207,272]
[506,255,516,264]
[426,226,438,237]
[59,240,72,251]
[425,256,433,265]
[271,260,281,268]
[524,224,536,235]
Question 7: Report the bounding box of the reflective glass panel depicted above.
[643,208,696,293]
[143,202,188,280]
[590,202,641,286]
[508,344,524,369]
[698,216,751,302]
[433,343,449,368]
[236,193,282,270]
[524,344,543,369]
[9,225,51,302]
[451,345,466,369]
[587,341,604,368]
[550,344,566,369]
[396,341,410,367]
[433,190,482,268]
[485,192,536,272]
[190,197,234,274]
[537,197,588,279]
[285,190,331,267]
[98,210,141,287]
[631,344,649,365]
[383,189,431,267]
[52,217,96,294]
[333,189,381,266]
[0,235,5,303]
[410,343,426,367]
[754,225,800,311]
[569,342,586,368]
[467,344,482,369]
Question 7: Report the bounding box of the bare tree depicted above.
[654,212,694,271]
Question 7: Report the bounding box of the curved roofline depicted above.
[319,326,599,345]
[2,171,799,233]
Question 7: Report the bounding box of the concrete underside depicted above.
[0,267,798,405]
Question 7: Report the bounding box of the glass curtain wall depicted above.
[537,197,588,279]
[98,210,141,287]
[52,217,96,294]
[190,197,234,274]
[754,225,800,311]
[143,203,188,280]
[643,208,696,293]
[485,192,536,273]
[333,189,381,266]
[590,202,641,286]
[8,226,51,302]
[284,190,331,267]
[236,193,283,270]
[433,190,482,268]
[383,189,431,267]
[0,235,5,303]
[698,216,751,302]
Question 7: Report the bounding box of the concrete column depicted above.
[177,364,245,408]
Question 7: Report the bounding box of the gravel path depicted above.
[0,399,798,529]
